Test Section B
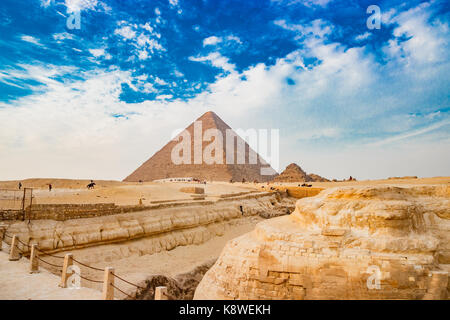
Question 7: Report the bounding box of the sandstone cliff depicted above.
[194,185,450,300]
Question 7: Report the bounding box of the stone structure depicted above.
[124,111,277,182]
[194,185,450,300]
[180,187,205,194]
[272,163,329,182]
[1,203,149,221]
[3,193,295,256]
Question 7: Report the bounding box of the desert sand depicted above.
[1,177,449,299]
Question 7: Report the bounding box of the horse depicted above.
[87,182,96,189]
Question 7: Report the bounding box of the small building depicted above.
[154,177,193,182]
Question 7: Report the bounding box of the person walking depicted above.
[18,182,22,190]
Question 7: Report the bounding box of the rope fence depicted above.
[111,283,134,299]
[35,256,63,269]
[0,229,157,300]
[72,257,104,272]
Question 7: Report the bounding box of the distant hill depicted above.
[272,163,330,182]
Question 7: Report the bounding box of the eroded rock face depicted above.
[194,186,450,300]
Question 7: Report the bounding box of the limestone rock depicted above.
[194,185,450,300]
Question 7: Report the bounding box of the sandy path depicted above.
[0,250,101,300]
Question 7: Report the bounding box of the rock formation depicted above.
[4,193,295,257]
[194,185,450,300]
[272,163,329,182]
[124,111,277,182]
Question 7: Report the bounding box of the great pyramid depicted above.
[272,163,330,182]
[124,111,278,182]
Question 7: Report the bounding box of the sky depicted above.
[0,0,449,181]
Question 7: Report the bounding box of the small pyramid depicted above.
[272,163,330,182]
[273,163,311,182]
[123,111,277,182]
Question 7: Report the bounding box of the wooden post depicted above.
[29,244,39,273]
[59,253,73,288]
[0,226,5,251]
[155,286,168,300]
[102,267,115,300]
[9,235,20,261]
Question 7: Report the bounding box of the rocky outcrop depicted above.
[273,163,329,182]
[194,185,450,300]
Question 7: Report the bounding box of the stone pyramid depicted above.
[272,163,330,182]
[123,111,278,182]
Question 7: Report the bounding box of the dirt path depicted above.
[0,250,101,300]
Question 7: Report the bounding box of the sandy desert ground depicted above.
[0,176,449,299]
[0,179,258,205]
[1,176,449,206]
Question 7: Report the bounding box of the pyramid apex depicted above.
[196,110,221,122]
[202,110,217,116]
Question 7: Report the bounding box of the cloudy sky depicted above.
[0,0,449,181]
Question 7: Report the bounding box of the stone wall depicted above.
[1,203,149,221]
[3,193,295,255]
[1,192,279,221]
[179,187,205,194]
[278,187,324,199]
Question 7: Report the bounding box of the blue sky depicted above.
[0,0,449,180]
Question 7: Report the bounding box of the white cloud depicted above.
[203,36,222,46]
[53,32,74,41]
[88,48,105,57]
[203,35,242,47]
[226,35,242,44]
[20,35,43,46]
[174,70,184,77]
[115,22,164,60]
[114,26,136,40]
[138,50,149,60]
[189,52,236,73]
[64,0,111,13]
[141,22,153,33]
[274,18,332,40]
[88,48,112,60]
[154,77,167,85]
[355,32,371,41]
[156,94,173,100]
[384,3,447,64]
[370,120,450,147]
